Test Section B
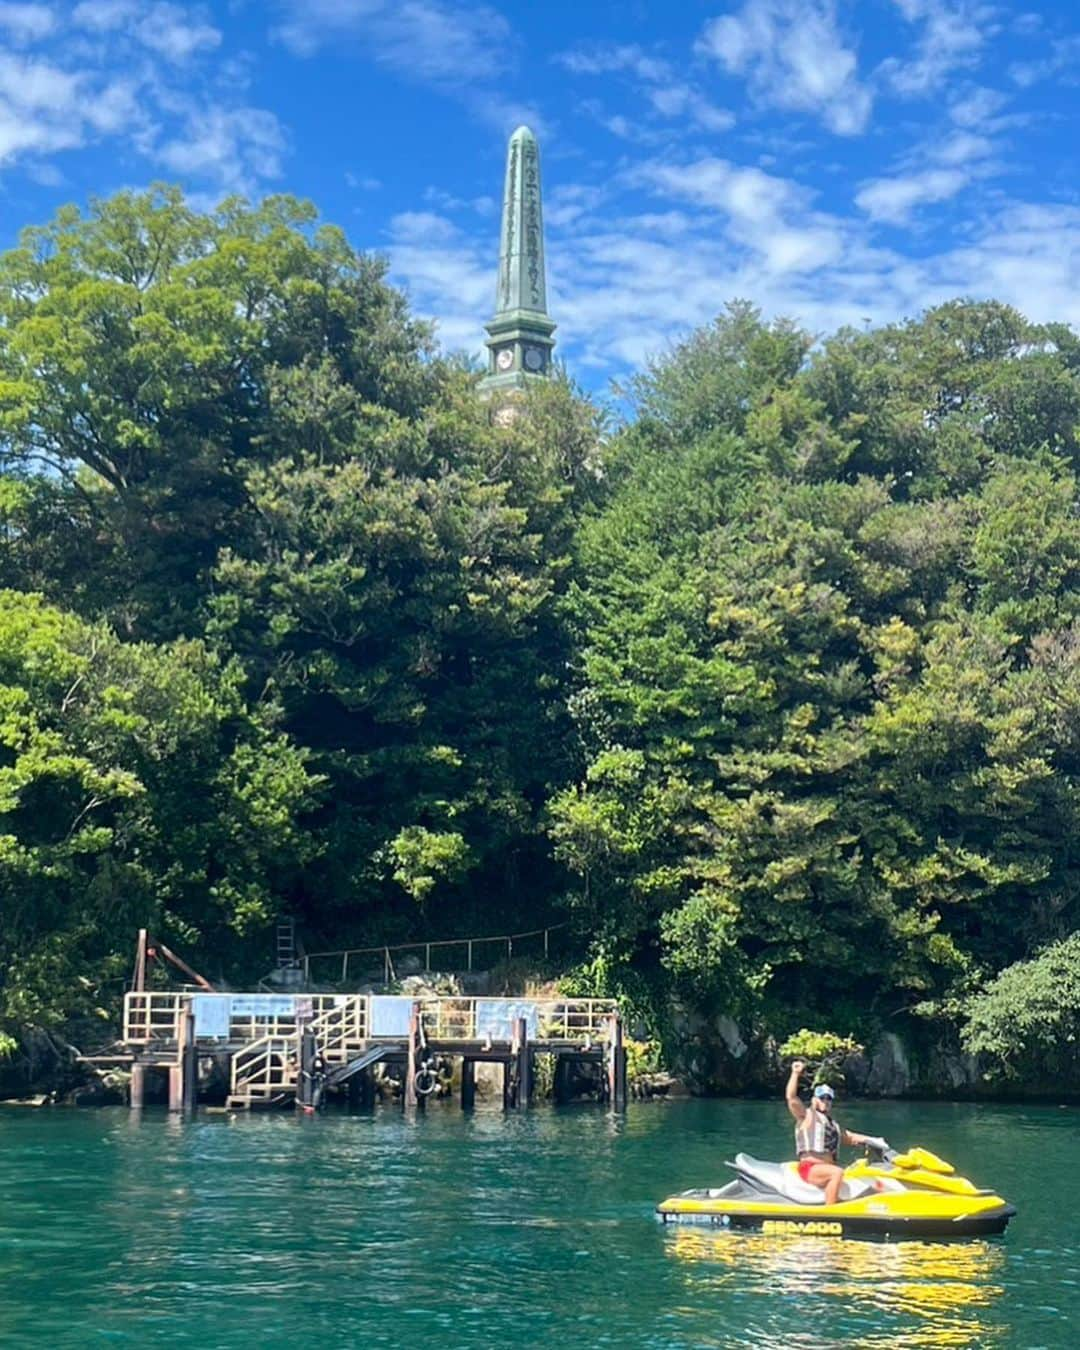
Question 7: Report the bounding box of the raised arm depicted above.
[785,1060,806,1121]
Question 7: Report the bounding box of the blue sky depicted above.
[1,1,1079,389]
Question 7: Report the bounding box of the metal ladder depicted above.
[276,918,299,971]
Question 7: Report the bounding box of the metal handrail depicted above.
[302,923,568,984]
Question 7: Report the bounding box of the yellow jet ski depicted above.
[657,1142,1016,1239]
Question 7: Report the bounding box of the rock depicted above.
[865,1033,911,1096]
[631,1072,679,1100]
[841,1050,872,1094]
[398,972,462,997]
[715,1016,748,1060]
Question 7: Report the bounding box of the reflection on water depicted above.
[665,1227,1007,1348]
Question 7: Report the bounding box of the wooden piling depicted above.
[133,928,148,994]
[515,1015,531,1111]
[461,1057,476,1111]
[179,1007,197,1114]
[297,1028,316,1110]
[608,1014,627,1112]
[502,1057,515,1110]
[129,1061,146,1110]
[404,1003,419,1109]
[553,1054,570,1105]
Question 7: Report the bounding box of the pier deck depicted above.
[121,990,624,1111]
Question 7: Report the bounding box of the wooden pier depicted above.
[121,989,626,1112]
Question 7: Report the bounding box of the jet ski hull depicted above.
[656,1192,1017,1238]
[658,1150,1017,1239]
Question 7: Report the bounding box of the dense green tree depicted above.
[5,181,1080,1089]
[961,933,1080,1082]
[0,187,604,962]
[0,187,435,637]
[0,591,316,1047]
[211,374,603,943]
[553,301,1080,1069]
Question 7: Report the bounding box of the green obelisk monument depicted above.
[479,125,556,398]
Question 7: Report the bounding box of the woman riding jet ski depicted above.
[657,1061,1016,1238]
[785,1058,874,1204]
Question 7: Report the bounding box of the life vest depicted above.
[795,1110,841,1159]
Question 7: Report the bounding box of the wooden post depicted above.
[130,1061,146,1110]
[553,1054,570,1106]
[608,1015,627,1112]
[404,1003,419,1109]
[502,1058,514,1111]
[297,1028,316,1110]
[178,1007,197,1114]
[133,928,147,993]
[461,1057,476,1111]
[360,1066,376,1110]
[515,1015,531,1111]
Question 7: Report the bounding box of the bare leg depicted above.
[806,1162,845,1205]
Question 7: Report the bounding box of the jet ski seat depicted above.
[732,1153,875,1205]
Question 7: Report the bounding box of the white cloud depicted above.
[558,41,734,136]
[556,44,669,83]
[0,51,79,110]
[85,78,141,134]
[387,215,493,355]
[853,118,997,224]
[697,0,872,135]
[1009,35,1080,89]
[72,0,136,29]
[389,211,460,245]
[947,85,1007,127]
[274,0,511,83]
[156,105,286,191]
[933,130,993,165]
[631,156,847,279]
[345,171,382,191]
[881,0,992,96]
[73,0,222,61]
[647,84,734,133]
[0,2,281,194]
[136,3,221,63]
[0,2,56,42]
[637,157,806,222]
[272,0,540,134]
[855,167,969,224]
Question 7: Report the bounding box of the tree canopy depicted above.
[2,186,1079,1090]
[553,300,1080,1070]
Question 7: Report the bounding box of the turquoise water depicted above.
[0,1098,1076,1348]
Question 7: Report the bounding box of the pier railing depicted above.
[419,997,615,1043]
[124,991,350,1046]
[124,991,616,1050]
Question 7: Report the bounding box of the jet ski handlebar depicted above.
[862,1136,893,1161]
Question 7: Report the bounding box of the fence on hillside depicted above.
[301,923,568,987]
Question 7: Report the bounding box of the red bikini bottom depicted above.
[798,1159,823,1181]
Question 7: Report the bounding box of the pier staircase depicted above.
[227,994,372,1108]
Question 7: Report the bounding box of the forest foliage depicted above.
[1,188,1078,1085]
